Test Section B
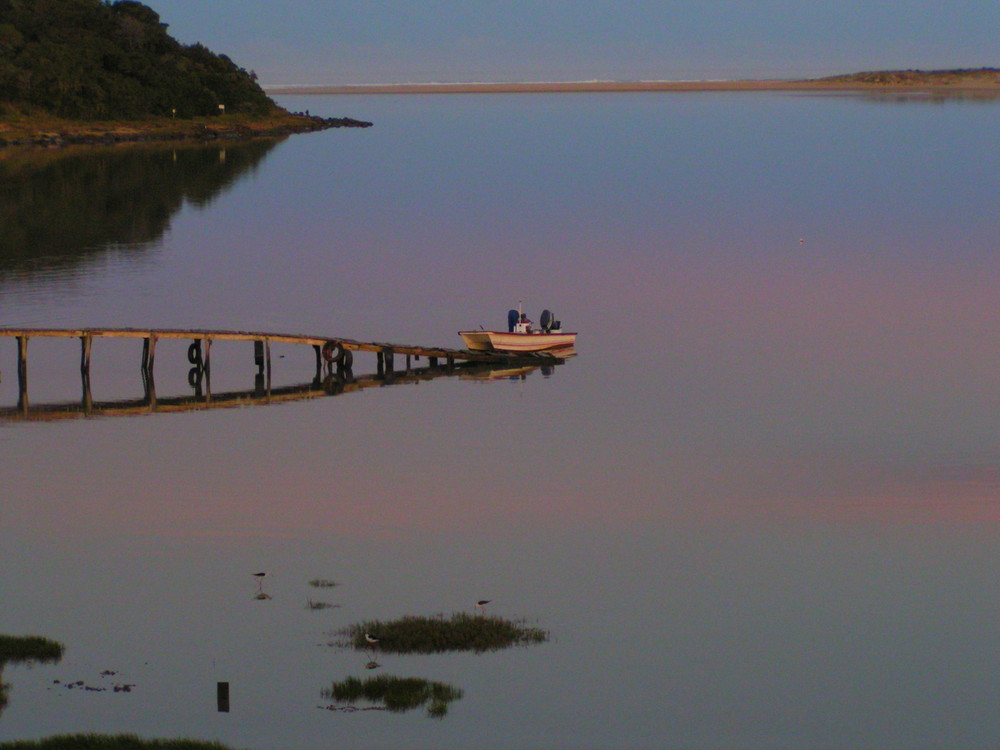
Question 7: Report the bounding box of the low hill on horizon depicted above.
[817,67,1000,85]
[0,0,274,120]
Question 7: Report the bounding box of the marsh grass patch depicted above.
[321,675,462,718]
[1,635,65,716]
[339,612,548,654]
[0,736,240,749]
[0,636,64,665]
[306,599,339,610]
[308,579,340,588]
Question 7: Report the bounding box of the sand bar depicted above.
[266,77,1000,96]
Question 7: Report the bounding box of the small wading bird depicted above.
[252,572,267,592]
[363,632,379,661]
[475,599,491,613]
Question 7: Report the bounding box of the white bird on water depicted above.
[364,633,379,660]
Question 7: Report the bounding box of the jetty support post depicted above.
[79,333,92,376]
[81,368,93,414]
[383,347,394,373]
[252,339,271,394]
[312,344,322,380]
[254,340,265,373]
[16,335,28,415]
[265,339,271,387]
[141,364,157,406]
[141,336,157,406]
[141,335,157,376]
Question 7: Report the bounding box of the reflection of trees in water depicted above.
[0,139,281,277]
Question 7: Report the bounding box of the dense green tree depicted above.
[0,0,274,118]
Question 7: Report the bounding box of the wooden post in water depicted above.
[217,681,230,712]
[80,334,92,376]
[141,335,157,376]
[16,335,28,415]
[81,367,93,414]
[254,340,265,372]
[265,339,271,392]
[141,337,157,406]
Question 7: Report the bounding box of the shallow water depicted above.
[2,91,1000,749]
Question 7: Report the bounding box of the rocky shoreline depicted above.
[0,112,372,149]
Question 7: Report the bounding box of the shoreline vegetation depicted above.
[0,0,372,149]
[0,108,371,149]
[266,67,1000,96]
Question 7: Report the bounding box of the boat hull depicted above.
[458,330,493,351]
[460,330,577,354]
[487,331,576,353]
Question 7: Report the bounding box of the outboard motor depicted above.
[540,309,553,333]
[507,308,519,333]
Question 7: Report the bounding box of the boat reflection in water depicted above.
[459,358,568,381]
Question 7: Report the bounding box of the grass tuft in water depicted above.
[0,635,65,716]
[0,734,241,749]
[341,612,548,654]
[306,599,339,610]
[0,636,64,665]
[321,675,462,718]
[308,579,339,588]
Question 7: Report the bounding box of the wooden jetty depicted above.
[0,327,565,420]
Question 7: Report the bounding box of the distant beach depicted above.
[266,75,1000,96]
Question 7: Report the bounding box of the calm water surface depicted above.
[2,92,1000,749]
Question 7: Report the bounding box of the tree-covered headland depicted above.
[0,0,271,119]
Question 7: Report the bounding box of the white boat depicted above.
[459,306,577,355]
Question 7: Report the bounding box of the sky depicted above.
[146,0,1000,86]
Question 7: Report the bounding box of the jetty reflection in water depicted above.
[0,139,280,279]
[0,356,559,422]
